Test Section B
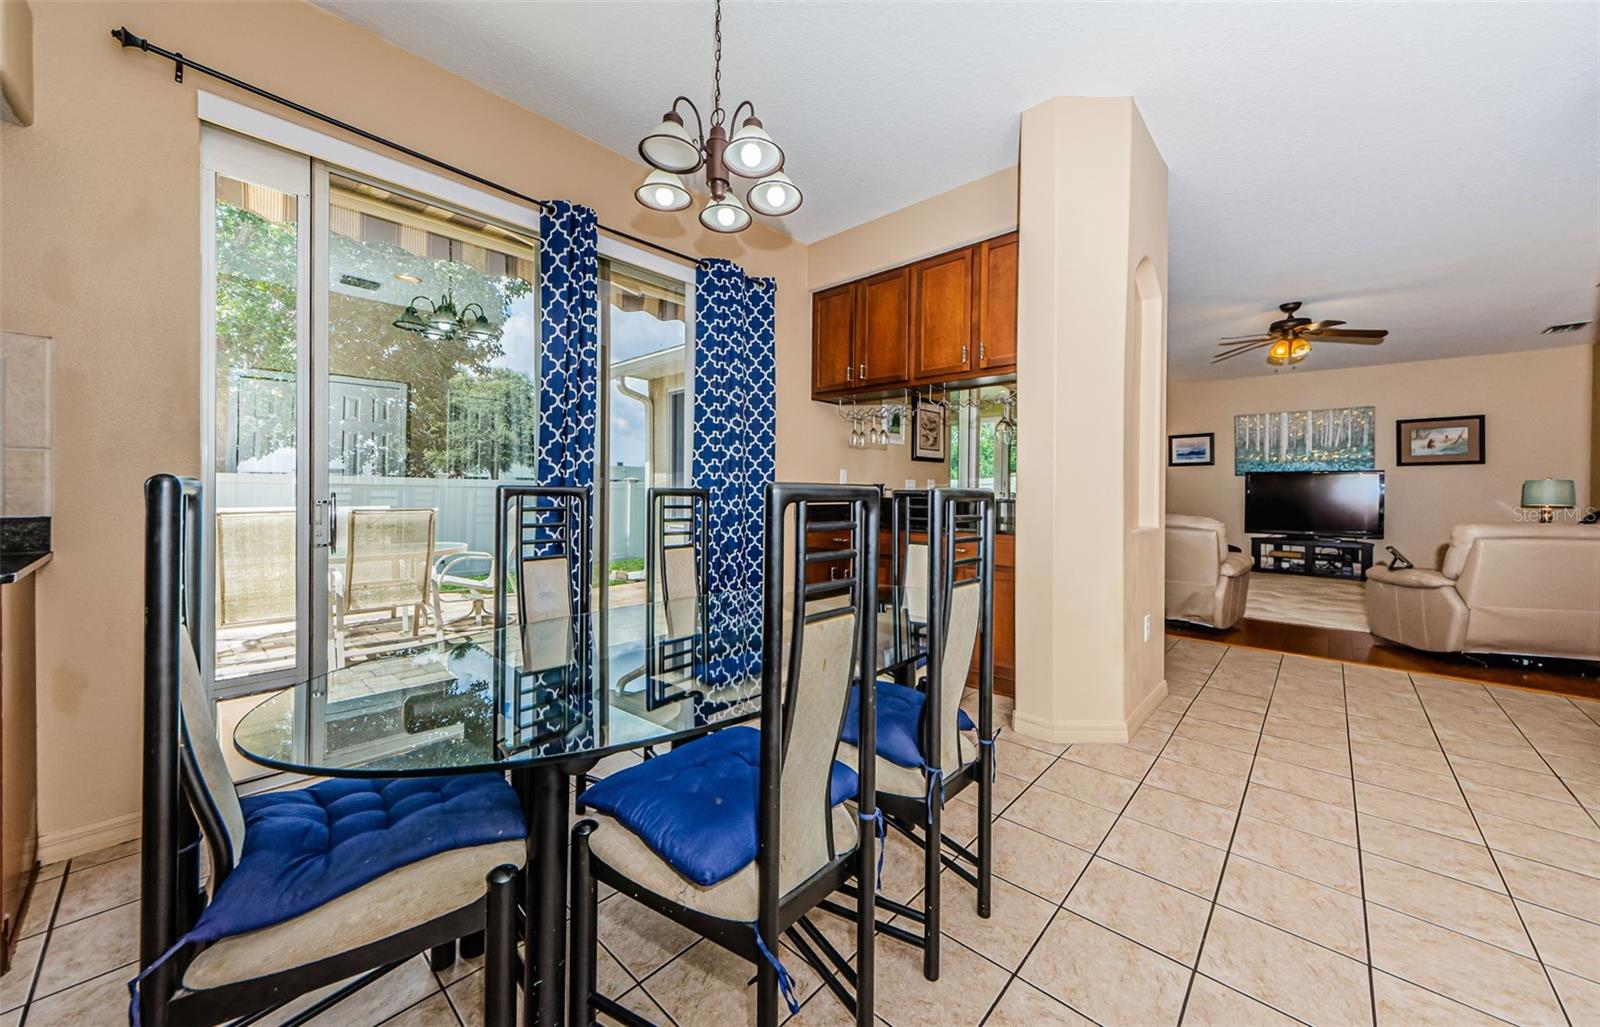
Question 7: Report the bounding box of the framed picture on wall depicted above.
[1168,432,1215,466]
[1395,415,1485,466]
[911,398,947,462]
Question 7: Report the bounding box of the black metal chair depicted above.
[612,487,710,713]
[135,474,524,1027]
[839,487,996,982]
[567,483,882,1027]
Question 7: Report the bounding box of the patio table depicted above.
[233,587,930,1026]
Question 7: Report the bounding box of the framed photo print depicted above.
[911,399,947,462]
[1168,432,1215,466]
[1395,415,1485,466]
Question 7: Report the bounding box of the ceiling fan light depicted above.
[1266,339,1291,366]
[746,171,802,216]
[1290,339,1312,361]
[639,112,703,174]
[700,191,752,233]
[726,117,783,177]
[634,170,693,212]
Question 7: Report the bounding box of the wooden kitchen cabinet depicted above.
[812,283,856,394]
[856,268,911,387]
[976,233,1019,371]
[910,248,975,381]
[811,231,1017,399]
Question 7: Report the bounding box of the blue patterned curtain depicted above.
[694,260,777,681]
[536,201,600,489]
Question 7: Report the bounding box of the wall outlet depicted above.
[926,479,936,488]
[1143,614,1152,642]
[838,468,849,483]
[905,479,916,489]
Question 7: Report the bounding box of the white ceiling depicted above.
[315,1,1598,380]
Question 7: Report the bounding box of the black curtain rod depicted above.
[110,26,706,270]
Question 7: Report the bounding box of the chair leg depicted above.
[568,820,598,1027]
[922,788,942,981]
[460,930,485,960]
[484,863,520,1027]
[429,941,456,971]
[977,749,994,919]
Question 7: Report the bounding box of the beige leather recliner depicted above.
[1366,524,1600,660]
[1166,514,1252,629]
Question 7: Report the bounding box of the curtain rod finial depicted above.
[112,27,148,50]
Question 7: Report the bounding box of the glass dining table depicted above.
[232,587,930,1026]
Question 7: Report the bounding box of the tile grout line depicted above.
[1477,687,1600,833]
[1341,662,1378,1027]
[977,640,1234,1026]
[1175,649,1286,1026]
[1404,672,1575,1027]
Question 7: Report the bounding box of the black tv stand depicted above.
[1251,536,1375,581]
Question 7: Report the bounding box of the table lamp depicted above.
[1521,478,1576,523]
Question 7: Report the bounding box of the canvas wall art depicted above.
[1234,406,1376,475]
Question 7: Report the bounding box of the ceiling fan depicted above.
[1213,301,1388,367]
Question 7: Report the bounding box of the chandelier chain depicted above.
[711,0,723,124]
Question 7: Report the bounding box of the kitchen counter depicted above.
[0,551,50,585]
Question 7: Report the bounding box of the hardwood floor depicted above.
[1165,617,1600,700]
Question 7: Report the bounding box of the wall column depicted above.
[1013,97,1169,743]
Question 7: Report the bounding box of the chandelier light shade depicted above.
[392,294,501,344]
[747,171,802,216]
[727,116,783,177]
[700,190,752,233]
[632,0,799,234]
[635,170,693,212]
[639,112,704,174]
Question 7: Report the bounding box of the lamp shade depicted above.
[1521,478,1576,508]
[639,112,703,174]
[747,171,802,216]
[635,170,693,212]
[700,191,752,233]
[727,117,784,178]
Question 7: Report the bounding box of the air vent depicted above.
[1540,321,1590,335]
[339,274,381,290]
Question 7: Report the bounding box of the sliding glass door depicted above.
[202,127,543,776]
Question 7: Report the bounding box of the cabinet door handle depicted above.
[979,339,986,362]
[859,362,866,380]
[846,364,853,382]
[961,344,969,364]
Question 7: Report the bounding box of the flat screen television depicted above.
[1245,471,1386,538]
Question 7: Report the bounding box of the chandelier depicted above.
[393,292,500,344]
[632,0,801,233]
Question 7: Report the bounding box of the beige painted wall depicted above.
[0,0,902,855]
[791,167,1020,488]
[1592,343,1599,501]
[1014,97,1168,744]
[1167,345,1595,569]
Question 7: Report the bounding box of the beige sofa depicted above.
[1166,515,1252,629]
[1366,524,1600,660]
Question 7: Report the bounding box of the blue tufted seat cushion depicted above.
[840,681,975,769]
[581,726,858,887]
[189,772,525,945]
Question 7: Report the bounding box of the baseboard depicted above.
[1012,678,1169,744]
[38,810,141,864]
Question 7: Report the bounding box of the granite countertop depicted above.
[0,551,50,584]
[1,517,51,584]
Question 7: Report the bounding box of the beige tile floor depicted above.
[5,637,1599,1026]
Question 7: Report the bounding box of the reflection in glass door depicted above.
[597,255,692,684]
[317,170,540,669]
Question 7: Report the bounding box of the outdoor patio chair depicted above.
[331,507,440,666]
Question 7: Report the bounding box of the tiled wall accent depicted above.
[1,332,52,517]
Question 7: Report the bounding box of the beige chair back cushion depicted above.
[178,630,247,870]
[778,611,858,895]
[1444,524,1600,658]
[902,542,929,625]
[933,581,982,773]
[661,545,699,637]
